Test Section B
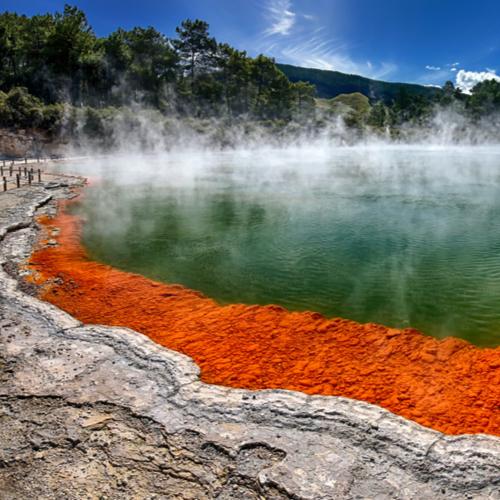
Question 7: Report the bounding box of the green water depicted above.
[76,147,500,347]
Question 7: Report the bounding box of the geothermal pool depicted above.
[71,146,500,347]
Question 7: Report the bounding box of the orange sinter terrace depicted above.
[27,195,500,437]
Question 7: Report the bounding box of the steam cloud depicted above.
[58,99,500,159]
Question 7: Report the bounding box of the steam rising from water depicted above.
[55,145,500,346]
[61,100,500,156]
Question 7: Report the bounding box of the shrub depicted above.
[0,87,45,128]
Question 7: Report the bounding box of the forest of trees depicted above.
[0,6,315,124]
[1,4,500,147]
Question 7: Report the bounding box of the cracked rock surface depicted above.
[0,176,499,499]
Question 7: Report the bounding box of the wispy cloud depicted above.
[278,32,396,78]
[456,69,500,93]
[425,65,441,71]
[259,1,396,80]
[263,0,296,36]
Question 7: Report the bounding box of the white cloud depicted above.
[455,69,500,93]
[264,0,296,36]
[450,67,457,72]
[425,65,441,71]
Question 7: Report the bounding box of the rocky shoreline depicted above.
[0,174,499,499]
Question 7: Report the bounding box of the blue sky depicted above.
[3,0,500,90]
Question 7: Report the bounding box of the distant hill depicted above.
[277,63,441,103]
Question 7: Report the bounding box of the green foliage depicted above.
[277,63,441,103]
[0,86,43,128]
[39,103,65,133]
[0,7,315,124]
[47,5,95,73]
[332,93,370,113]
[389,88,433,125]
[367,101,389,129]
[217,44,252,117]
[81,107,106,138]
[0,4,496,141]
[467,79,500,117]
[440,81,456,106]
[126,28,177,108]
[174,19,217,84]
[290,81,316,121]
[250,55,293,120]
[330,92,371,128]
[0,13,29,88]
[0,86,65,133]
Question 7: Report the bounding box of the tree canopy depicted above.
[1,4,499,143]
[0,5,315,122]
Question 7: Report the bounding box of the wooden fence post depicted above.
[38,169,42,182]
[16,174,20,188]
[3,177,7,192]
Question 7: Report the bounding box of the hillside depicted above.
[277,63,442,103]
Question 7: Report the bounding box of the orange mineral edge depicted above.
[27,191,500,437]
